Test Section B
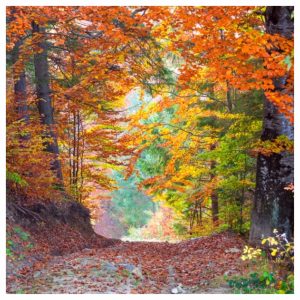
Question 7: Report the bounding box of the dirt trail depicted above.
[7,232,245,294]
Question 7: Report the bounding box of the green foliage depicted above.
[136,145,169,178]
[110,172,155,232]
[227,272,277,294]
[6,233,16,259]
[213,116,261,233]
[232,230,294,294]
[227,272,293,294]
[127,88,264,236]
[172,222,188,235]
[277,274,294,294]
[282,54,293,71]
[26,243,34,249]
[6,247,13,257]
[14,226,30,241]
[7,226,33,261]
[6,170,28,187]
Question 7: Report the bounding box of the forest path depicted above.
[9,232,244,294]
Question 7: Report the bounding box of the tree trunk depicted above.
[226,81,233,113]
[249,6,294,243]
[8,9,28,123]
[14,72,28,122]
[210,144,219,225]
[32,21,63,182]
[10,36,29,125]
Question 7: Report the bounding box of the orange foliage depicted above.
[139,205,180,240]
[6,6,293,210]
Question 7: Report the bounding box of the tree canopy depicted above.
[6,6,293,239]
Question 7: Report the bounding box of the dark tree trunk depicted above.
[72,111,77,186]
[14,72,28,121]
[32,21,63,182]
[210,144,219,225]
[249,6,294,243]
[7,8,30,127]
[226,81,233,113]
[12,40,29,125]
[211,168,219,225]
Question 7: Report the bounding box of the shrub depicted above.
[227,229,294,294]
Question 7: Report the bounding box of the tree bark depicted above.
[32,21,63,182]
[210,144,219,225]
[8,7,29,126]
[249,6,294,243]
[11,40,29,125]
[226,81,233,113]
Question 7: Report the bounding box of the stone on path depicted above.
[171,284,185,294]
[225,247,240,254]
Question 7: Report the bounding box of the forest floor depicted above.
[7,232,245,294]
